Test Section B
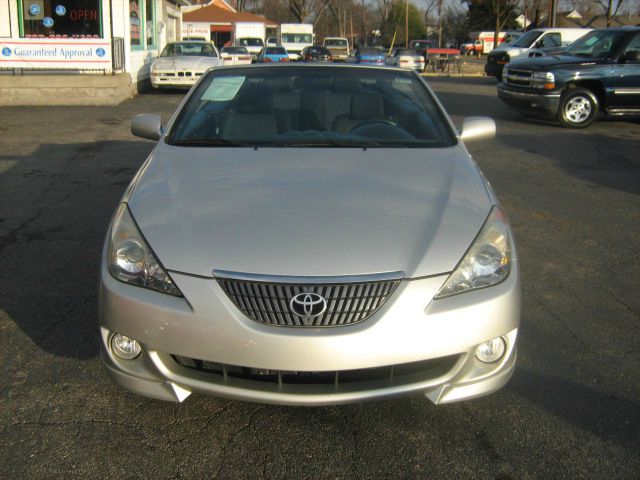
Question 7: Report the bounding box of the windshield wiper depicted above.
[168,138,247,147]
[274,139,384,148]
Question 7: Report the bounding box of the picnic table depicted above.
[423,48,462,73]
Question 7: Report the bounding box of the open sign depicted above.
[70,9,97,21]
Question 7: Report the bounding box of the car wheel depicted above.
[558,87,598,128]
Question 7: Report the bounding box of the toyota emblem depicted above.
[289,292,327,325]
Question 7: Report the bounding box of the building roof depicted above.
[183,3,277,27]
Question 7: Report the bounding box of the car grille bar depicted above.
[216,276,401,327]
[171,354,461,389]
[504,68,533,87]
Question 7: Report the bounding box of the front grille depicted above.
[172,355,460,390]
[217,277,400,327]
[504,68,533,87]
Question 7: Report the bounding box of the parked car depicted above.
[486,28,591,80]
[349,47,386,65]
[498,27,640,128]
[256,46,290,63]
[101,64,520,406]
[150,41,223,90]
[301,45,333,62]
[220,46,252,65]
[409,39,436,52]
[386,48,426,71]
[322,37,350,61]
[236,37,265,60]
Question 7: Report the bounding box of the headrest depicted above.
[293,76,332,91]
[264,76,293,92]
[350,93,384,120]
[333,77,361,93]
[236,84,273,113]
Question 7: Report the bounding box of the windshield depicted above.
[566,30,628,58]
[503,33,521,45]
[396,49,418,56]
[168,67,455,148]
[161,43,217,57]
[238,38,264,47]
[510,30,543,47]
[282,33,313,44]
[223,47,249,54]
[266,47,287,54]
[413,41,433,49]
[325,39,348,47]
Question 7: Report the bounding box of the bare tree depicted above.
[289,0,333,23]
[595,0,626,26]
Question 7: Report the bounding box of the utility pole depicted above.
[405,0,409,48]
[548,0,557,27]
[437,0,443,48]
[350,13,354,48]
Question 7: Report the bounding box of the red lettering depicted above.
[69,9,97,21]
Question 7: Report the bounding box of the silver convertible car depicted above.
[100,64,520,405]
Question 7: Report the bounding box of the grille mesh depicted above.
[504,68,533,87]
[217,277,401,327]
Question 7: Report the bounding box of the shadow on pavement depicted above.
[0,141,155,360]
[508,366,640,450]
[498,132,640,195]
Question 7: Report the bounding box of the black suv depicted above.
[498,28,640,128]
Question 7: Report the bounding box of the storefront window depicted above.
[20,0,102,38]
[145,0,155,47]
[129,0,156,50]
[129,0,142,47]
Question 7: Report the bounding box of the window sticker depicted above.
[201,76,246,102]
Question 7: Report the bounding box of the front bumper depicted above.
[99,257,520,406]
[497,84,560,117]
[151,73,202,89]
[484,58,506,77]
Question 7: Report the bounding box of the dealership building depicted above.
[0,0,195,105]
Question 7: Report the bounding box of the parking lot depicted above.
[1,77,639,478]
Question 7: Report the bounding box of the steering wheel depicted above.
[348,119,400,133]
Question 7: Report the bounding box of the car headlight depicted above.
[107,203,182,296]
[435,206,512,299]
[531,71,555,89]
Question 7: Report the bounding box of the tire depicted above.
[558,87,599,128]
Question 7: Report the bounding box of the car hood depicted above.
[153,56,223,71]
[508,54,599,71]
[491,46,529,57]
[127,146,492,278]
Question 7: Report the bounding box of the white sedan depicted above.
[385,48,426,72]
[150,41,224,89]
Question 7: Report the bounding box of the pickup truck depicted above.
[498,27,640,128]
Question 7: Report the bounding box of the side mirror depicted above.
[460,117,496,142]
[131,114,162,141]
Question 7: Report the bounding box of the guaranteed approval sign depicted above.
[0,39,111,69]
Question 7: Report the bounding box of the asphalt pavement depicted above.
[1,79,639,479]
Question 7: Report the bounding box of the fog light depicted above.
[111,334,142,360]
[475,337,506,363]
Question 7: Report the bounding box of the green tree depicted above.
[464,0,519,32]
[381,1,426,46]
